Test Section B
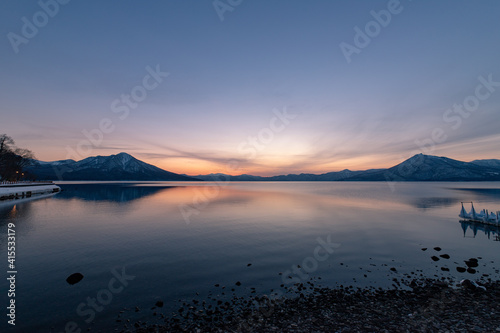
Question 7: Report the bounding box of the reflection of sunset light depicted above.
[9,205,17,218]
[120,184,411,229]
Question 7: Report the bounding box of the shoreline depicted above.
[118,278,500,333]
[0,182,60,201]
[111,248,500,332]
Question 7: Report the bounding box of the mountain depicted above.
[471,159,500,169]
[194,154,500,182]
[194,169,383,181]
[28,152,199,181]
[27,153,500,181]
[352,154,500,181]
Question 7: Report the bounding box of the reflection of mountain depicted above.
[409,188,500,210]
[460,220,500,241]
[410,197,461,210]
[453,188,500,200]
[55,183,178,203]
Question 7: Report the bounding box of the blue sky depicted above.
[1,0,499,175]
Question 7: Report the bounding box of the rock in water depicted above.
[433,247,442,251]
[66,273,84,285]
[465,260,479,268]
[460,279,475,290]
[155,301,164,308]
[431,256,440,262]
[460,279,486,291]
[456,267,467,273]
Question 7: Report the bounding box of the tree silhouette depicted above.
[0,134,36,181]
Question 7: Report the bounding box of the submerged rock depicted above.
[66,273,84,285]
[467,268,477,274]
[431,256,440,262]
[465,260,479,268]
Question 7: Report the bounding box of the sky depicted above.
[1,0,499,176]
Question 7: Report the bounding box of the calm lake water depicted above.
[1,181,500,332]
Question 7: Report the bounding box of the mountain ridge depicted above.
[28,153,500,181]
[193,154,500,181]
[28,152,199,181]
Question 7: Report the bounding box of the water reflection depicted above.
[453,188,500,201]
[55,183,179,202]
[2,181,500,333]
[0,193,60,236]
[410,197,461,210]
[0,202,32,220]
[460,220,500,241]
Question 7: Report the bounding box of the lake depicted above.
[1,181,500,332]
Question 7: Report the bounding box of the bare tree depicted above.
[0,134,15,155]
[0,134,36,181]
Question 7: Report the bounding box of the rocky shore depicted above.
[117,278,500,333]
[109,248,500,332]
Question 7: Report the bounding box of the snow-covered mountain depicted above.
[471,159,500,169]
[28,153,500,181]
[361,154,500,181]
[28,152,199,181]
[194,154,500,181]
